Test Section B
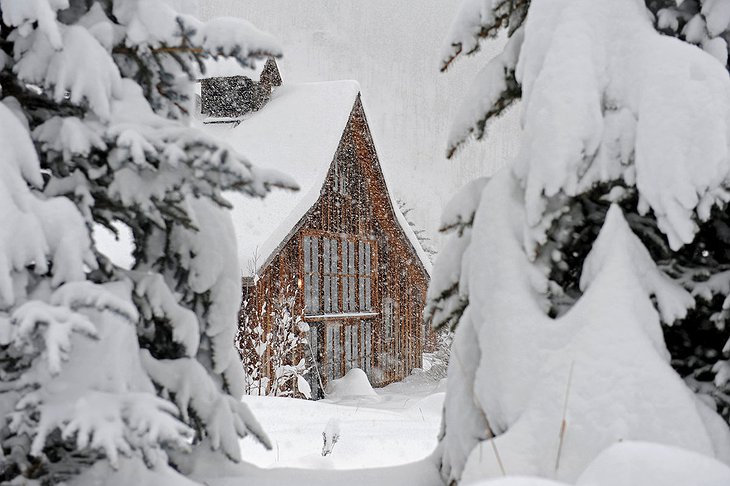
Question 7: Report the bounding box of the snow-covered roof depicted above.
[201,56,265,79]
[200,80,432,278]
[201,81,357,276]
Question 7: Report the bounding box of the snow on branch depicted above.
[447,28,523,158]
[34,116,108,162]
[0,104,97,304]
[197,17,282,66]
[9,301,96,374]
[14,24,123,120]
[439,177,490,235]
[51,281,138,323]
[114,1,281,62]
[132,272,200,357]
[428,178,491,329]
[580,204,695,325]
[515,0,730,250]
[425,242,470,331]
[654,0,730,68]
[4,281,138,374]
[140,350,272,460]
[0,0,66,48]
[28,390,192,469]
[440,0,528,72]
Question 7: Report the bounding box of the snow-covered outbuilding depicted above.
[199,60,431,398]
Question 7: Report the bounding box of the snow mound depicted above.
[467,441,730,486]
[578,441,730,486]
[415,392,447,416]
[325,368,379,400]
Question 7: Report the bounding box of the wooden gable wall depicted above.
[238,94,430,397]
[348,96,430,383]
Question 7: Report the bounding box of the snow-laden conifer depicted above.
[0,1,291,483]
[651,0,730,69]
[433,0,730,483]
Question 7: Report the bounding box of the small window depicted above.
[342,239,357,311]
[303,236,320,313]
[383,297,394,340]
[358,241,373,311]
[333,160,349,196]
[326,324,341,381]
[360,320,373,374]
[323,238,338,313]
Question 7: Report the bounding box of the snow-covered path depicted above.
[198,459,443,486]
[196,373,446,485]
[239,374,445,469]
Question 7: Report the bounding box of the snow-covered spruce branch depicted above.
[440,0,529,72]
[140,350,271,461]
[131,272,200,357]
[0,1,283,482]
[24,390,193,469]
[4,282,138,375]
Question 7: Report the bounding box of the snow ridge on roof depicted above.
[201,56,264,79]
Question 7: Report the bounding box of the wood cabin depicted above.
[199,60,432,399]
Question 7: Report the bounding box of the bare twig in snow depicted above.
[555,360,575,474]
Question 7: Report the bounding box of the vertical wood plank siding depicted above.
[237,95,429,397]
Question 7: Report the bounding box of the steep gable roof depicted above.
[199,81,432,278]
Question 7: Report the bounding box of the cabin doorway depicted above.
[305,320,375,399]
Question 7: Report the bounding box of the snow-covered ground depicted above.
[239,371,445,470]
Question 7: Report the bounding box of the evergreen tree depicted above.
[432,0,730,482]
[0,0,291,483]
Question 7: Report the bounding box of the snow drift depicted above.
[325,368,379,400]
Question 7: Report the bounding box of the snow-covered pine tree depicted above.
[0,1,292,483]
[433,0,730,483]
[424,177,487,331]
[641,0,730,424]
